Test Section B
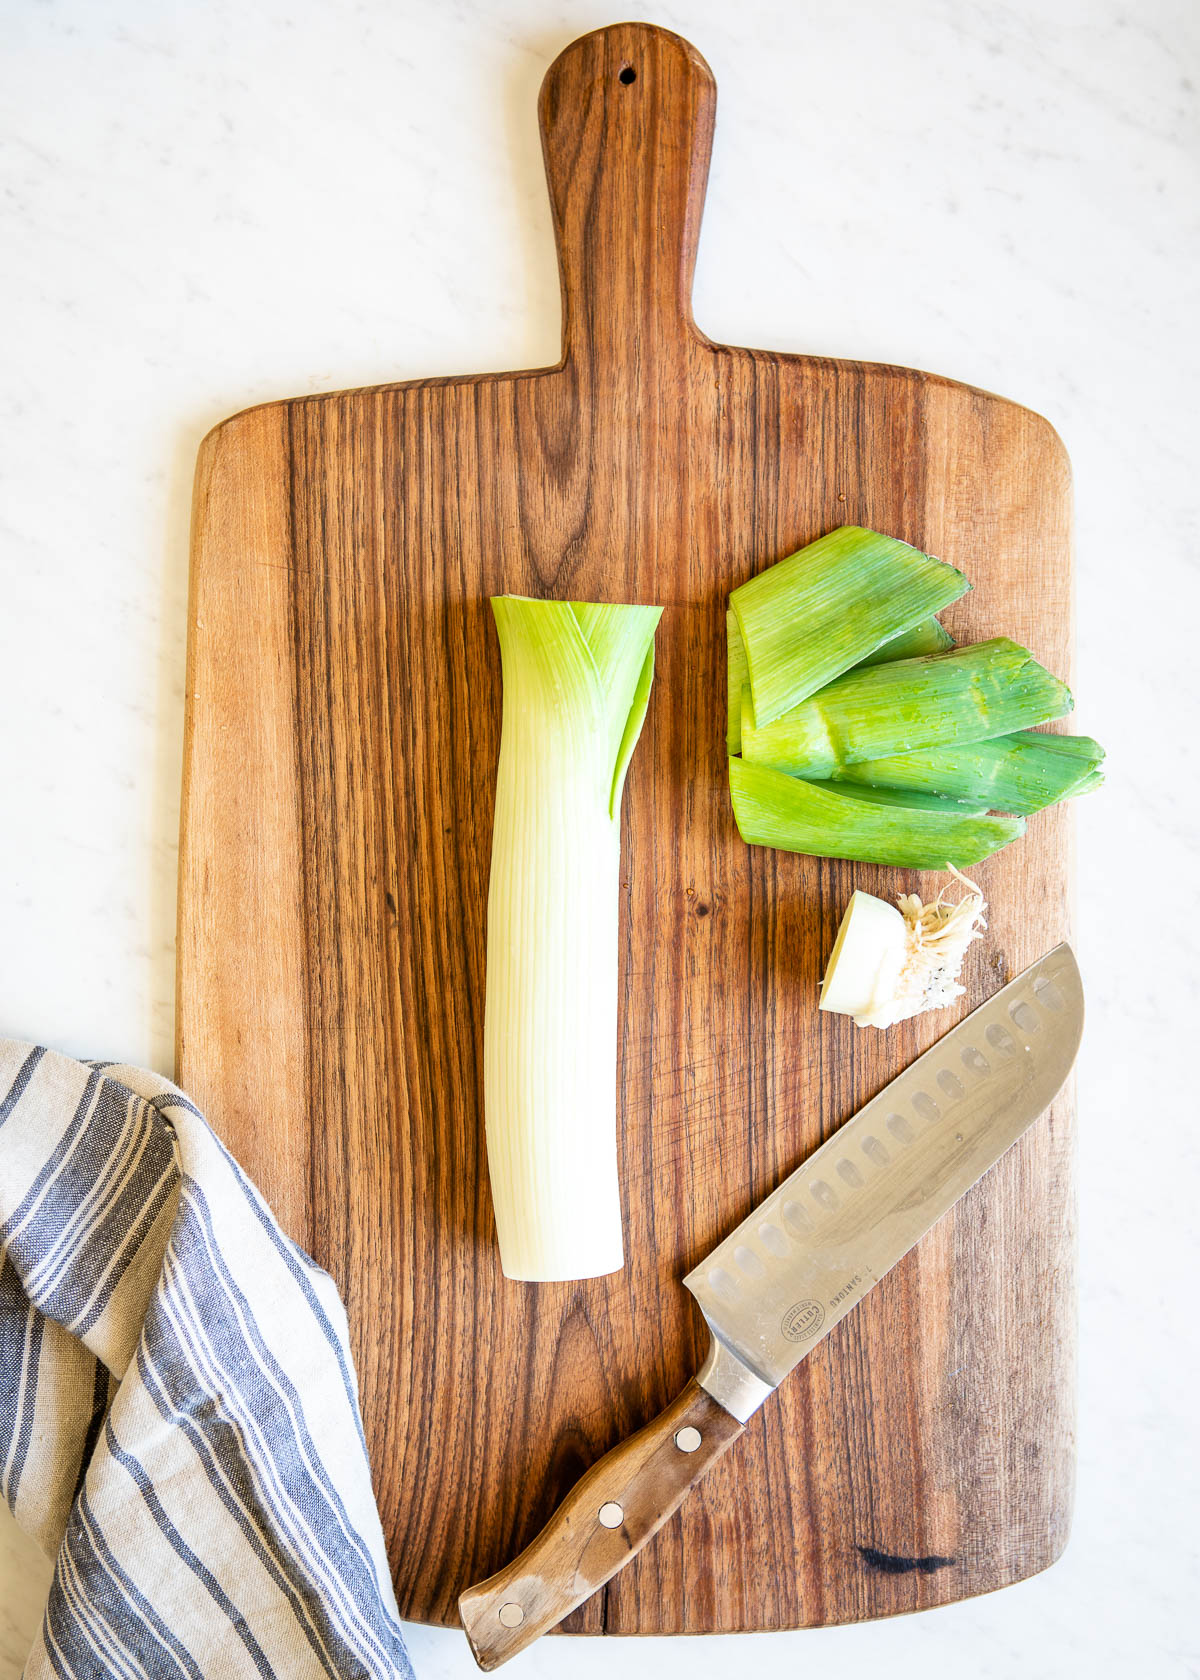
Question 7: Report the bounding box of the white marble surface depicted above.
[2,0,1197,1673]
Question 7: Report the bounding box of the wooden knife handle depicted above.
[458,1379,744,1668]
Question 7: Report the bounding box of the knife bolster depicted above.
[458,1378,744,1668]
[695,1332,776,1421]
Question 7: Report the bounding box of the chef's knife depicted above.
[459,942,1082,1668]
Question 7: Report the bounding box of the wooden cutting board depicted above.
[177,21,1076,1635]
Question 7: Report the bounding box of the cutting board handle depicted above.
[539,23,717,369]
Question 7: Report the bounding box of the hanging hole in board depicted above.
[619,64,637,84]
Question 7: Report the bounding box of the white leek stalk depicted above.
[484,596,662,1281]
[819,867,987,1029]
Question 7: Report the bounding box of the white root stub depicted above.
[819,866,987,1030]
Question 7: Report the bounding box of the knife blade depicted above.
[459,943,1082,1668]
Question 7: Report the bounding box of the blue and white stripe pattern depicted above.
[0,1040,414,1679]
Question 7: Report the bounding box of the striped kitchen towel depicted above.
[0,1039,414,1679]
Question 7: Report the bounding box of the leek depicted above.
[820,871,988,1028]
[802,779,987,814]
[729,757,1024,869]
[729,526,969,727]
[853,616,955,668]
[727,610,749,754]
[740,638,1074,780]
[727,611,952,755]
[833,729,1105,815]
[485,596,662,1282]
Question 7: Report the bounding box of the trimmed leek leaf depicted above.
[485,596,662,1282]
[854,616,954,667]
[729,526,969,727]
[833,729,1105,815]
[802,779,988,814]
[740,639,1074,780]
[729,757,1024,869]
[727,610,749,753]
[727,610,953,755]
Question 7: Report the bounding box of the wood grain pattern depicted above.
[177,21,1076,1636]
[459,1379,744,1667]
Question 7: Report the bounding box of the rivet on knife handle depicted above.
[457,1379,744,1669]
